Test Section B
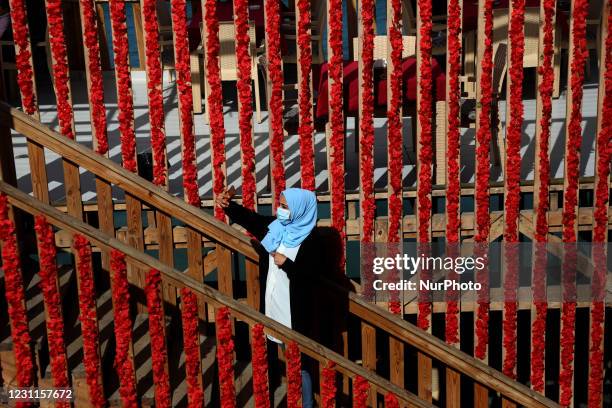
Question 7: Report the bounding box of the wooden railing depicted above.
[0,102,558,407]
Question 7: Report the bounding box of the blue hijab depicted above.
[261,188,317,253]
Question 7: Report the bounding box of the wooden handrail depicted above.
[0,180,432,408]
[1,103,559,407]
[0,103,258,261]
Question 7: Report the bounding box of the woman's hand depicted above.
[272,252,287,266]
[215,186,236,208]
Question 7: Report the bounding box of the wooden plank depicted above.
[389,337,404,388]
[0,182,431,408]
[131,3,146,69]
[216,243,233,296]
[245,258,260,310]
[445,368,460,408]
[361,322,376,407]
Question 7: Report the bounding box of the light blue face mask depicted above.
[276,207,291,223]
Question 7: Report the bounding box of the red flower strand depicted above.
[251,324,270,408]
[234,0,257,209]
[502,244,519,379]
[474,242,490,360]
[73,235,105,407]
[109,0,137,172]
[45,0,75,138]
[265,0,286,208]
[562,0,588,244]
[297,0,315,191]
[216,307,236,408]
[180,288,204,407]
[320,361,336,408]
[445,244,460,346]
[0,195,35,391]
[173,0,200,206]
[387,0,403,243]
[588,8,612,406]
[145,269,171,408]
[328,0,345,247]
[142,0,167,186]
[474,0,494,243]
[285,341,302,408]
[359,0,376,242]
[384,393,399,408]
[559,245,577,407]
[445,0,461,243]
[352,376,369,408]
[530,243,547,392]
[416,0,433,242]
[110,250,138,408]
[34,217,70,404]
[80,0,108,154]
[8,0,36,114]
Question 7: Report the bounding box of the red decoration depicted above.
[145,269,171,408]
[34,216,70,401]
[320,361,336,408]
[352,376,369,408]
[173,0,202,206]
[80,0,108,154]
[416,0,433,242]
[387,0,403,243]
[180,288,204,407]
[559,244,577,406]
[265,0,286,208]
[588,300,605,407]
[474,0,494,243]
[504,0,525,243]
[445,244,460,345]
[384,393,399,408]
[110,250,138,408]
[530,243,547,392]
[216,307,236,407]
[359,0,376,242]
[562,0,588,244]
[109,0,137,171]
[251,324,270,408]
[45,0,75,139]
[445,0,461,243]
[285,341,302,408]
[142,0,167,186]
[474,243,489,360]
[297,0,315,191]
[328,0,346,249]
[73,235,105,407]
[0,195,35,390]
[8,0,36,114]
[234,0,257,210]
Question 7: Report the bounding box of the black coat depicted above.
[223,201,347,347]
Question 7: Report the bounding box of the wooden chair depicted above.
[351,35,417,62]
[282,0,327,64]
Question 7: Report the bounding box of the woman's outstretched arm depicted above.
[216,188,275,241]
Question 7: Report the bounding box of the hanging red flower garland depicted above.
[474,242,490,360]
[588,8,612,406]
[416,0,433,241]
[45,0,75,139]
[170,0,202,207]
[180,288,204,406]
[387,0,403,243]
[80,0,108,154]
[285,341,302,408]
[559,244,577,406]
[297,0,315,191]
[445,0,461,243]
[384,393,399,408]
[0,195,35,389]
[73,235,106,408]
[251,324,270,408]
[264,0,285,208]
[352,375,369,408]
[145,269,171,408]
[328,0,345,245]
[359,0,375,243]
[320,361,336,408]
[216,307,236,407]
[445,245,460,346]
[34,216,70,398]
[234,0,257,210]
[8,0,36,115]
[530,243,547,393]
[474,0,494,243]
[142,0,167,186]
[109,0,137,172]
[110,250,138,408]
[502,244,519,379]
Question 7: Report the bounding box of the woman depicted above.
[216,187,321,407]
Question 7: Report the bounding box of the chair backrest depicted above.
[218,21,256,81]
[352,35,416,61]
